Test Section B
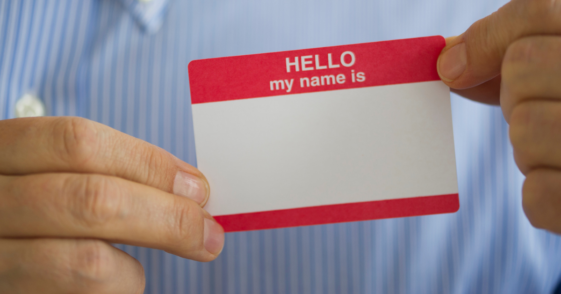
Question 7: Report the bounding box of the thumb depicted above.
[437,0,561,89]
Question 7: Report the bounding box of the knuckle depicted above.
[165,200,202,251]
[522,171,550,229]
[18,240,129,294]
[142,146,170,187]
[67,175,125,228]
[52,117,100,169]
[71,240,116,283]
[508,103,533,152]
[502,38,540,93]
[504,38,538,65]
[22,240,113,288]
[112,137,173,190]
[508,102,545,166]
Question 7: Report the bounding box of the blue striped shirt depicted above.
[2,0,561,293]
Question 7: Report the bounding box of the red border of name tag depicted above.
[190,36,446,104]
[189,36,459,232]
[215,194,459,232]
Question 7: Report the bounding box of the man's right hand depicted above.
[0,117,224,294]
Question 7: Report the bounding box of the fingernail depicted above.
[173,171,208,205]
[204,217,225,255]
[438,42,467,82]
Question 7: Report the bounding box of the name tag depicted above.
[189,36,459,232]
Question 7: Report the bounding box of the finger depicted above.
[0,117,209,206]
[501,36,561,121]
[0,173,225,261]
[437,0,561,89]
[451,75,501,105]
[0,238,144,294]
[509,100,561,175]
[503,37,561,174]
[522,168,561,234]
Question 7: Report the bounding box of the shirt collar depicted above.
[118,0,170,34]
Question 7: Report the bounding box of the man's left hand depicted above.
[437,0,561,233]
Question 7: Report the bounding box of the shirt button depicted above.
[15,94,46,118]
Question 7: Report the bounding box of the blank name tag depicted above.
[188,36,459,232]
